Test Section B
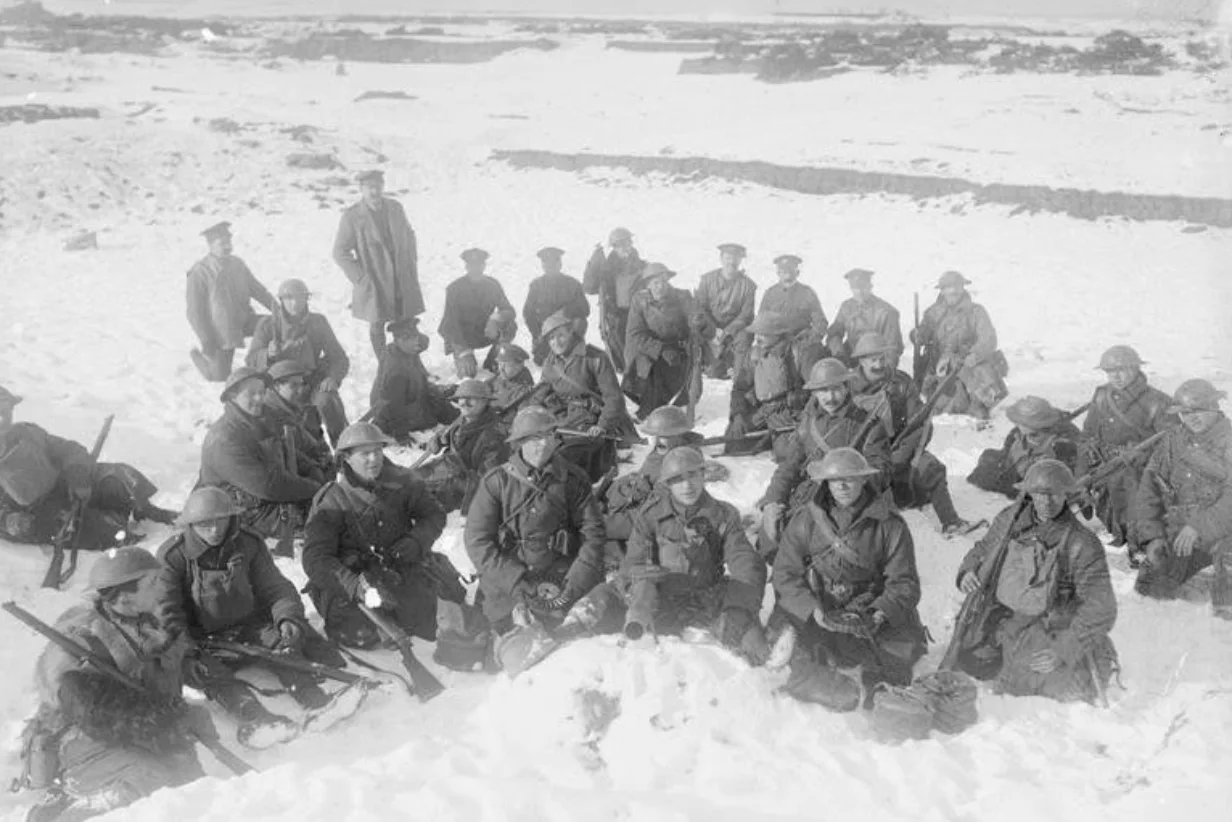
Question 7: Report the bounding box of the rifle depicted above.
[357,604,445,703]
[593,465,619,501]
[558,427,624,442]
[852,394,888,450]
[357,400,388,425]
[1073,430,1166,493]
[888,369,960,450]
[911,292,926,389]
[696,424,796,448]
[938,493,1028,673]
[202,639,377,687]
[42,415,114,590]
[682,326,705,427]
[1062,402,1091,424]
[3,601,254,776]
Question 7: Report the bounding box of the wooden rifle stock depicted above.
[42,414,114,589]
[357,603,445,702]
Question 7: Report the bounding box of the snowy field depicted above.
[2,8,1232,822]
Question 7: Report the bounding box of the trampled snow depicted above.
[1,13,1231,822]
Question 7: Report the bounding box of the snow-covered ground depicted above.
[2,13,1232,822]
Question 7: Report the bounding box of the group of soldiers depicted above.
[3,169,1229,819]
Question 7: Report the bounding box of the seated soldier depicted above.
[622,263,695,420]
[773,449,927,712]
[694,244,757,380]
[464,406,605,673]
[723,311,809,458]
[849,333,980,537]
[438,248,518,378]
[491,343,535,421]
[524,246,590,367]
[1133,379,1232,618]
[559,446,770,663]
[302,422,448,648]
[757,254,828,380]
[22,548,213,821]
[756,358,891,561]
[415,379,510,514]
[1078,345,1171,565]
[955,460,1117,702]
[199,367,321,540]
[0,386,175,552]
[529,309,638,482]
[371,318,459,442]
[968,396,1081,499]
[825,268,903,369]
[158,488,344,743]
[262,360,332,483]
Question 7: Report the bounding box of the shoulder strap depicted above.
[807,504,876,572]
[1103,388,1154,440]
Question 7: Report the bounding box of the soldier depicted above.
[185,221,276,382]
[416,379,510,514]
[302,422,448,648]
[560,447,770,664]
[370,318,459,441]
[694,243,757,380]
[245,278,350,446]
[773,449,928,711]
[757,254,828,379]
[623,262,695,419]
[1078,345,1171,564]
[722,311,810,458]
[968,396,1081,499]
[756,359,891,558]
[529,309,637,482]
[491,343,535,420]
[262,361,332,482]
[956,460,1118,701]
[911,271,1007,419]
[849,333,980,536]
[0,386,175,552]
[332,170,423,358]
[157,489,343,739]
[523,246,590,367]
[439,248,518,378]
[826,268,904,369]
[199,368,321,540]
[464,406,605,671]
[583,226,647,372]
[1133,379,1232,618]
[22,548,212,821]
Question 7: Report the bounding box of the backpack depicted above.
[753,349,792,403]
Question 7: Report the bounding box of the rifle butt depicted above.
[357,604,445,702]
[193,732,257,775]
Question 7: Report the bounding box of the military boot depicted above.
[780,645,861,712]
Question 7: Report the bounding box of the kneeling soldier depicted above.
[491,343,535,420]
[416,379,510,514]
[302,422,448,648]
[968,396,1081,498]
[955,460,1117,702]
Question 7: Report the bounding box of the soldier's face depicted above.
[814,385,850,414]
[280,295,308,317]
[232,379,266,416]
[1104,366,1137,391]
[393,333,423,355]
[611,239,633,258]
[647,276,669,300]
[360,179,383,205]
[465,259,486,277]
[346,444,384,480]
[850,283,872,302]
[548,326,573,355]
[720,251,742,273]
[105,572,160,618]
[1179,409,1219,434]
[1031,491,1067,522]
[498,360,525,379]
[520,436,552,468]
[208,235,233,257]
[540,257,563,276]
[190,516,231,547]
[940,284,965,305]
[827,477,865,508]
[775,264,798,284]
[859,353,889,382]
[457,397,488,419]
[667,469,705,507]
[276,377,307,404]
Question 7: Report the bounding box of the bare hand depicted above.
[585,425,605,439]
[1173,525,1199,557]
[1028,649,1059,674]
[318,376,339,394]
[959,571,980,595]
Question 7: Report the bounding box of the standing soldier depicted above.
[370,318,459,441]
[849,333,980,536]
[560,447,770,664]
[332,170,423,358]
[773,449,927,711]
[186,221,276,382]
[723,311,810,458]
[826,268,904,369]
[491,343,535,420]
[1079,345,1171,565]
[438,248,518,378]
[968,396,1082,499]
[416,379,510,514]
[524,247,590,367]
[464,406,606,672]
[262,361,332,482]
[623,263,695,420]
[529,310,637,482]
[246,278,350,447]
[199,368,322,539]
[583,227,646,372]
[911,271,1007,419]
[694,243,757,380]
[1133,379,1232,618]
[302,422,448,648]
[955,460,1118,701]
[757,254,828,379]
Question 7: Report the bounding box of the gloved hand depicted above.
[662,348,684,367]
[1173,525,1199,557]
[276,620,304,654]
[453,350,478,379]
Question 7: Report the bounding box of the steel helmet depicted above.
[1014,459,1075,495]
[609,227,633,245]
[88,547,161,592]
[659,446,706,483]
[507,406,558,444]
[936,270,971,289]
[335,421,394,452]
[175,487,241,527]
[806,447,879,482]
[1169,378,1225,414]
[266,360,311,384]
[454,379,494,401]
[804,358,853,390]
[1097,345,1144,371]
[219,366,272,403]
[1006,396,1062,430]
[641,406,692,438]
[851,333,893,360]
[540,310,575,340]
[277,278,310,299]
